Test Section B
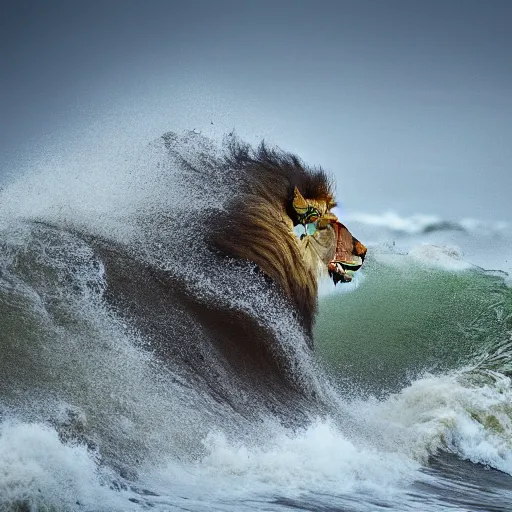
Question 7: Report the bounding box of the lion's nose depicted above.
[353,239,367,262]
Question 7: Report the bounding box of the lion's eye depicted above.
[299,206,320,224]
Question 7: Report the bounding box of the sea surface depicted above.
[1,135,511,511]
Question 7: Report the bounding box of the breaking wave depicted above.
[1,131,511,511]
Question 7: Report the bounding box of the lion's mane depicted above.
[212,139,335,333]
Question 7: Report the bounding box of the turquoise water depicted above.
[316,251,512,395]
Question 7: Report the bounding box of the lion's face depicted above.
[291,187,366,285]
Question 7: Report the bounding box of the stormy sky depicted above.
[1,0,511,221]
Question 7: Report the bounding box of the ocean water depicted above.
[1,133,511,511]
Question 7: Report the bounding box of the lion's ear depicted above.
[292,187,309,216]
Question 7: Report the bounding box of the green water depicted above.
[315,253,512,396]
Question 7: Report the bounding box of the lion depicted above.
[213,139,367,334]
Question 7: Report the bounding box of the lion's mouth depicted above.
[328,257,364,285]
[328,221,367,285]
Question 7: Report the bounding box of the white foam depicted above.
[0,421,133,510]
[371,242,472,272]
[408,244,472,271]
[143,419,419,508]
[357,371,512,475]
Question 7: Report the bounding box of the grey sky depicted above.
[1,0,511,221]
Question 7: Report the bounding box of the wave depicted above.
[1,132,358,503]
[316,245,512,392]
[1,131,512,510]
[362,370,512,473]
[342,209,512,289]
[316,244,512,501]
